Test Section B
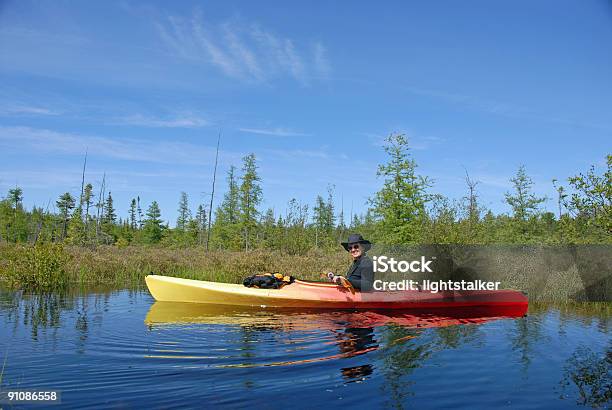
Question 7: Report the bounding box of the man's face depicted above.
[348,243,362,259]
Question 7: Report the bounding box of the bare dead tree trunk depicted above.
[464,168,480,238]
[80,151,87,207]
[206,131,221,251]
[96,173,106,245]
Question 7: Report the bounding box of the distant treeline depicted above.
[1,135,610,252]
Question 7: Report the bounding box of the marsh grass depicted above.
[0,243,609,303]
[0,243,349,290]
[3,243,70,291]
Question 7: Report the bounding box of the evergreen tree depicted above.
[8,187,23,209]
[7,187,26,242]
[504,166,546,221]
[212,166,241,249]
[239,154,262,251]
[195,204,207,245]
[129,198,137,230]
[260,207,276,248]
[313,196,326,228]
[222,166,240,224]
[370,133,431,243]
[67,205,86,245]
[103,192,117,225]
[0,197,12,242]
[313,192,335,247]
[284,198,309,254]
[313,195,327,248]
[176,191,191,231]
[56,192,76,240]
[143,201,163,244]
[102,191,117,241]
[351,213,361,229]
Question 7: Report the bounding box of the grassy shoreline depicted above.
[1,243,610,303]
[0,243,350,289]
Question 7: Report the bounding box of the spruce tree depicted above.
[129,198,137,230]
[504,166,546,221]
[239,154,262,251]
[195,204,207,245]
[7,187,25,242]
[176,192,191,231]
[102,191,117,239]
[213,166,241,249]
[143,201,163,244]
[222,166,239,224]
[67,205,86,245]
[56,192,76,240]
[370,133,431,243]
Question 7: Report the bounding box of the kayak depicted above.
[145,275,528,310]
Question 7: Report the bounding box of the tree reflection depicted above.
[379,325,431,409]
[560,344,611,408]
[510,314,546,371]
[434,323,482,349]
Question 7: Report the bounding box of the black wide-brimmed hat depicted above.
[341,233,372,252]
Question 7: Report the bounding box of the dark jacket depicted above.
[346,255,374,292]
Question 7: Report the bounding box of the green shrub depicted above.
[6,243,71,291]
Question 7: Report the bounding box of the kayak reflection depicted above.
[144,302,526,384]
[144,301,527,329]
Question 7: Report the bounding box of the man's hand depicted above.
[331,275,344,284]
[326,272,345,285]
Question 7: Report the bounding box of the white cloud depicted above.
[154,10,330,85]
[238,127,311,137]
[262,148,329,160]
[0,104,60,116]
[118,113,209,128]
[0,126,239,165]
[222,23,264,82]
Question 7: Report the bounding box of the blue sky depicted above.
[1,0,611,225]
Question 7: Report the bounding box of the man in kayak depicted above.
[330,234,375,292]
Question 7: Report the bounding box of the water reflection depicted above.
[379,324,431,407]
[144,302,527,385]
[560,344,612,408]
[335,327,378,383]
[144,302,528,329]
[0,289,609,409]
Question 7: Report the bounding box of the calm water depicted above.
[0,288,610,409]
